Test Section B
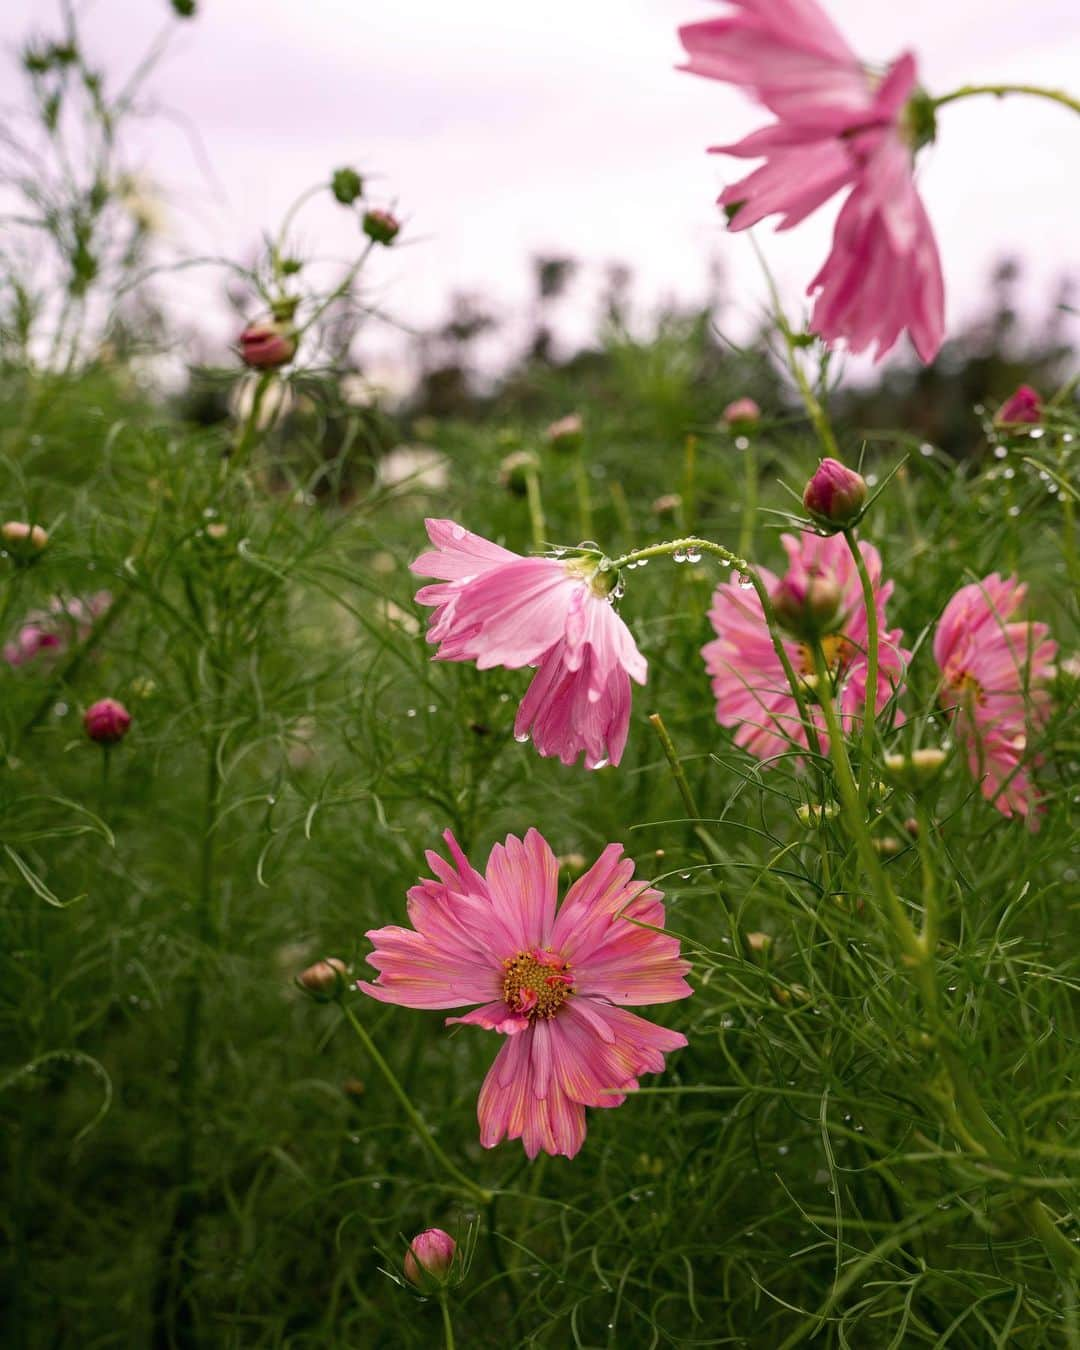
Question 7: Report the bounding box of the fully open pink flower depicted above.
[679,2,944,362]
[702,531,909,760]
[934,574,1056,824]
[358,830,691,1159]
[412,520,647,769]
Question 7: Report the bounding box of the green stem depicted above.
[842,530,881,807]
[572,448,593,541]
[932,84,1080,116]
[739,439,758,559]
[810,640,1080,1279]
[229,371,274,466]
[340,1001,491,1205]
[439,1293,456,1350]
[914,800,939,956]
[524,464,546,552]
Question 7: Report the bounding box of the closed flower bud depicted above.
[331,167,364,205]
[363,209,401,245]
[994,385,1041,427]
[772,574,845,640]
[883,747,948,789]
[651,492,682,518]
[543,413,584,453]
[404,1228,458,1291]
[298,957,347,994]
[2,520,49,554]
[499,450,539,497]
[84,698,131,745]
[239,320,296,369]
[802,458,868,531]
[205,522,228,541]
[722,397,760,429]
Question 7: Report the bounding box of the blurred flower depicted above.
[331,167,364,205]
[934,575,1056,825]
[239,320,296,369]
[498,449,539,497]
[403,1229,458,1290]
[651,493,682,518]
[802,458,867,531]
[994,385,1042,427]
[4,591,111,668]
[411,520,647,770]
[544,413,584,453]
[84,698,131,745]
[703,533,909,761]
[883,747,948,788]
[205,522,229,542]
[722,397,760,429]
[375,598,420,637]
[679,3,944,362]
[229,375,294,429]
[2,520,49,554]
[363,209,401,245]
[376,445,450,495]
[359,829,691,1159]
[116,173,167,235]
[772,573,844,640]
[298,957,347,994]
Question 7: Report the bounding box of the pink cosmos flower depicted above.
[933,574,1056,825]
[679,2,944,362]
[411,520,647,770]
[4,591,112,668]
[702,531,909,760]
[995,385,1042,427]
[358,829,691,1159]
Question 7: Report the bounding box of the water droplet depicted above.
[673,549,687,563]
[590,757,609,769]
[578,540,599,552]
[638,557,649,567]
[734,435,750,451]
[54,701,68,716]
[551,546,566,557]
[686,547,701,563]
[1062,432,1074,444]
[1003,467,1015,479]
[1007,505,1021,517]
[919,442,934,457]
[406,708,417,717]
[737,572,753,589]
[451,525,466,540]
[514,732,530,744]
[427,703,436,713]
[777,1145,789,1156]
[993,445,1008,460]
[1028,427,1044,440]
[719,557,732,568]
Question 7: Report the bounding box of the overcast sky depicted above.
[4,0,1079,376]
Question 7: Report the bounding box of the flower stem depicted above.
[523,463,546,553]
[229,371,274,467]
[339,1000,491,1205]
[932,84,1080,117]
[809,639,1080,1279]
[842,530,881,807]
[439,1293,456,1350]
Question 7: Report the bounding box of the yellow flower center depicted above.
[798,632,855,677]
[502,949,573,1021]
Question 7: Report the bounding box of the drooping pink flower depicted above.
[702,531,909,760]
[933,574,1056,825]
[358,830,691,1159]
[679,4,944,362]
[411,520,647,769]
[4,591,112,668]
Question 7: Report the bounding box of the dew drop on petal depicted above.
[514,732,530,744]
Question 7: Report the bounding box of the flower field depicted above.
[1,2,1078,1347]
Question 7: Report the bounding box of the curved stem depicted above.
[932,84,1080,117]
[842,530,880,806]
[339,1000,491,1205]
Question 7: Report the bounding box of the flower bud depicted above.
[2,520,49,553]
[802,458,867,531]
[331,167,364,205]
[84,698,131,745]
[883,748,947,790]
[298,957,347,994]
[498,450,539,497]
[543,413,583,453]
[722,397,760,430]
[772,574,844,640]
[651,492,682,518]
[205,522,229,541]
[404,1229,458,1291]
[362,209,401,245]
[994,385,1041,427]
[239,320,296,370]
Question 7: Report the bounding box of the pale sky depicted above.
[4,0,1079,376]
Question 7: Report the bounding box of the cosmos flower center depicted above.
[502,948,573,1020]
[798,631,855,677]
[945,665,984,708]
